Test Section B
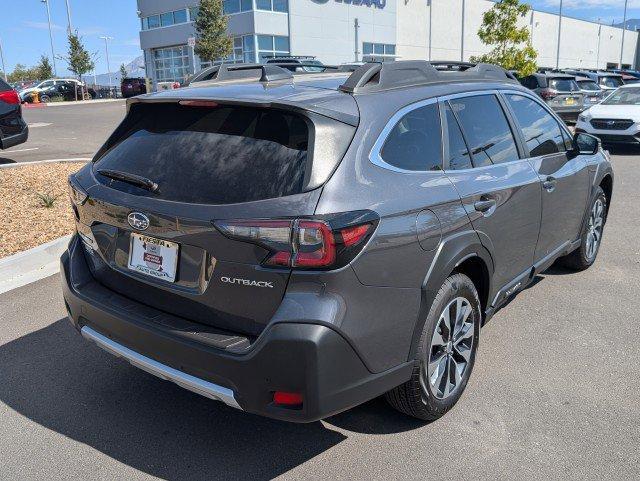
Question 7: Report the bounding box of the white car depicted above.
[576,84,640,145]
[18,78,84,102]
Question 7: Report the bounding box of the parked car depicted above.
[576,83,640,145]
[0,78,28,149]
[575,76,605,108]
[563,70,624,92]
[519,72,584,121]
[18,78,84,102]
[62,61,613,423]
[264,55,326,72]
[22,81,96,103]
[121,77,147,98]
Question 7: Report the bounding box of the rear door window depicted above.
[94,103,310,204]
[443,102,472,170]
[505,94,567,157]
[449,95,519,167]
[380,103,442,171]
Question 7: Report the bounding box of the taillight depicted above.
[540,88,558,100]
[0,90,20,105]
[214,210,378,270]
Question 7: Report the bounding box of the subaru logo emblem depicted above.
[607,120,615,126]
[128,212,150,231]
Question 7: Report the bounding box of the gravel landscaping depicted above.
[0,162,85,258]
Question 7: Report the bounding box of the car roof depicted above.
[133,61,521,125]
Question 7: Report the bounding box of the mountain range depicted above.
[88,55,145,86]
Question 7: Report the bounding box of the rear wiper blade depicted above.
[97,169,159,193]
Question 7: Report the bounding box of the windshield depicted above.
[600,76,624,88]
[602,87,640,105]
[549,78,579,92]
[577,80,600,91]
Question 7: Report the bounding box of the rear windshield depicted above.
[548,78,579,92]
[600,76,624,88]
[577,80,600,91]
[0,79,10,91]
[94,103,310,204]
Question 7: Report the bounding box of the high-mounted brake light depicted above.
[214,211,378,271]
[0,90,20,105]
[178,100,219,108]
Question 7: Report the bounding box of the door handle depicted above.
[474,198,497,213]
[542,176,557,192]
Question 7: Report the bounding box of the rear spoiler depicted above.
[125,95,359,127]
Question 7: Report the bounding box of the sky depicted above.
[1,0,640,76]
[0,0,142,76]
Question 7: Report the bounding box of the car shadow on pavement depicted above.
[0,318,347,480]
[0,157,17,165]
[0,318,426,479]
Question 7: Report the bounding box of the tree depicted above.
[194,0,233,66]
[470,0,537,76]
[58,33,95,101]
[36,55,54,80]
[7,64,35,83]
[119,63,128,80]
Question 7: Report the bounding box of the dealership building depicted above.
[137,0,640,86]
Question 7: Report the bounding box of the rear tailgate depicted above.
[72,100,355,336]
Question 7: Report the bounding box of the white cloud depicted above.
[119,38,141,47]
[542,0,640,9]
[23,21,64,31]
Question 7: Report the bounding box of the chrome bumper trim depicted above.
[81,326,242,410]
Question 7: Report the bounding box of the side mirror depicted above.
[573,132,600,155]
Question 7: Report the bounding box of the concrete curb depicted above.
[22,98,124,109]
[0,158,91,169]
[0,235,71,295]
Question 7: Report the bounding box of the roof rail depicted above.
[338,60,517,94]
[185,63,293,86]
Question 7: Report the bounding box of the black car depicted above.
[62,61,613,423]
[121,77,147,98]
[0,78,28,149]
[24,81,96,103]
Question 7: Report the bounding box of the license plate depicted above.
[589,97,599,102]
[565,98,576,106]
[128,233,179,282]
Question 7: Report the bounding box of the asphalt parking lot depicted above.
[0,100,127,164]
[1,147,639,479]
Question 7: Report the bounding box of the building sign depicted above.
[312,0,386,9]
[187,37,196,48]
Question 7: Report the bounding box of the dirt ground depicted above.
[0,162,85,258]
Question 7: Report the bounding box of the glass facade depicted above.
[362,42,396,60]
[200,35,256,69]
[256,0,288,12]
[223,0,253,14]
[142,7,196,30]
[153,45,191,83]
[257,35,290,62]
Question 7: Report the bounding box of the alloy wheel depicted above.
[425,297,475,400]
[586,198,605,261]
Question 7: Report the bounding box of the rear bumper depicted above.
[1,125,28,149]
[61,235,412,422]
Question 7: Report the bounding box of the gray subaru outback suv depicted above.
[61,61,613,422]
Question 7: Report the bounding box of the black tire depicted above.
[385,273,481,421]
[558,186,607,271]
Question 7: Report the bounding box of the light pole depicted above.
[41,0,58,76]
[0,38,6,82]
[596,18,602,69]
[555,0,563,69]
[461,0,465,62]
[620,0,629,68]
[65,0,73,36]
[100,36,113,96]
[428,0,433,61]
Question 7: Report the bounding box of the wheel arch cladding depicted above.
[599,174,613,216]
[408,231,494,361]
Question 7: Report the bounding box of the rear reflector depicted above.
[339,224,372,247]
[0,90,20,105]
[273,391,303,407]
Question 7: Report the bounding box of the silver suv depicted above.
[61,61,613,422]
